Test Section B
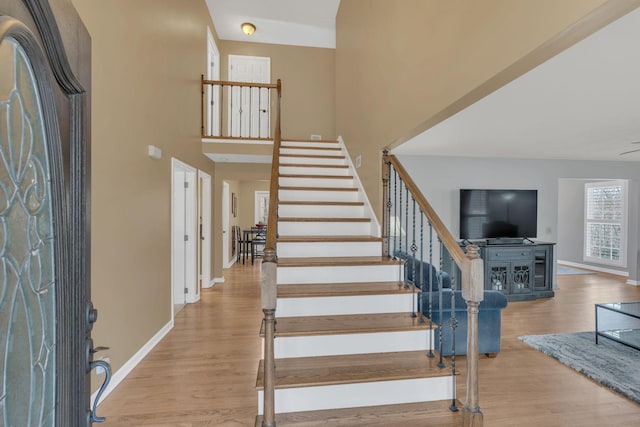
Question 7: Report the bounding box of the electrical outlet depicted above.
[311,134,322,140]
[355,155,362,168]
[96,357,110,375]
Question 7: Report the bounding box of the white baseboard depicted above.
[203,278,215,289]
[91,320,174,407]
[626,279,640,286]
[557,260,629,277]
[214,276,225,284]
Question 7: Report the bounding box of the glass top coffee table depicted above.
[595,302,640,351]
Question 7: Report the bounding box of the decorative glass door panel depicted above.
[0,37,56,426]
[510,262,532,294]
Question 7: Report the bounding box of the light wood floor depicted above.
[98,264,640,426]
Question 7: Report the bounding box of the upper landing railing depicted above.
[201,76,281,140]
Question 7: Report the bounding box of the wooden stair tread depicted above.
[280,186,358,192]
[255,401,462,427]
[280,153,345,159]
[278,235,380,242]
[280,163,348,169]
[279,217,371,223]
[269,312,431,337]
[256,351,448,390]
[278,201,364,206]
[281,146,342,151]
[277,282,410,298]
[278,256,400,267]
[279,174,354,179]
[283,138,338,144]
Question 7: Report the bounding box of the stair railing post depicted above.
[382,150,390,257]
[461,245,484,427]
[261,248,277,427]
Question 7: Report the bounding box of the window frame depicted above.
[583,180,627,267]
[254,190,269,225]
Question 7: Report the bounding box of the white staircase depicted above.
[256,139,456,424]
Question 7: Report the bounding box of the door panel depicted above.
[228,55,271,138]
[0,1,95,425]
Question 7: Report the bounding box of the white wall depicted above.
[395,155,640,282]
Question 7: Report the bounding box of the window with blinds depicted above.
[584,180,627,266]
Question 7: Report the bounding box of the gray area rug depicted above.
[557,265,596,275]
[519,332,639,403]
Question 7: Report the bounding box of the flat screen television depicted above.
[459,189,537,240]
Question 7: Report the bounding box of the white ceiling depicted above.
[393,7,640,162]
[206,0,340,48]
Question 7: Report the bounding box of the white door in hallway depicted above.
[228,55,271,138]
[172,159,198,315]
[222,181,230,267]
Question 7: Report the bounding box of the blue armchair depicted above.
[399,253,508,356]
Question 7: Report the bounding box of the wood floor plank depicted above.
[271,312,431,337]
[255,350,449,389]
[277,282,408,298]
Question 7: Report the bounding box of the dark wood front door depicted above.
[0,0,99,425]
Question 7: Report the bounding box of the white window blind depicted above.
[584,180,627,266]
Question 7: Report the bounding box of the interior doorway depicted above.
[199,171,212,289]
[222,181,230,268]
[228,54,271,138]
[172,158,198,316]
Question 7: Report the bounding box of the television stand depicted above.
[486,237,524,245]
[441,240,555,301]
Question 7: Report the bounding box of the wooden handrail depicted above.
[260,78,281,427]
[387,154,465,269]
[265,79,281,253]
[202,79,279,89]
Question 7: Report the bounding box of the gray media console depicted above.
[441,241,555,301]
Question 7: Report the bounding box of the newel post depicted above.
[461,245,484,427]
[261,247,277,427]
[381,150,390,257]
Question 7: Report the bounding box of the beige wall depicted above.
[335,0,632,219]
[221,40,336,140]
[70,0,220,391]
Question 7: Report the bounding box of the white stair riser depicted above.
[278,204,365,218]
[281,148,343,156]
[257,377,453,414]
[274,329,433,358]
[277,265,402,284]
[279,177,355,188]
[282,141,339,148]
[279,156,345,166]
[279,189,359,202]
[277,241,381,258]
[280,166,350,176]
[279,222,371,236]
[276,294,416,317]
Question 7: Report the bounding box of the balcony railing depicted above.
[201,76,281,140]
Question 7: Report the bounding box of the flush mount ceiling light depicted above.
[241,22,256,36]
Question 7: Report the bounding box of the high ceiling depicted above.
[206,0,340,48]
[393,7,640,162]
[207,2,640,162]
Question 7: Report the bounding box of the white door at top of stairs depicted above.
[228,55,271,139]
